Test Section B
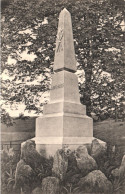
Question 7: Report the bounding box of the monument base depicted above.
[36,113,93,138]
[29,136,106,158]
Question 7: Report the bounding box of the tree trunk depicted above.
[82,65,92,117]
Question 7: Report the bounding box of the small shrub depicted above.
[1,149,20,194]
[112,172,125,194]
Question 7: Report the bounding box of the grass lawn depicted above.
[93,119,125,153]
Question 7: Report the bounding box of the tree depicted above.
[1,0,125,121]
[73,0,125,117]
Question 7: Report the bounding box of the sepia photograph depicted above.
[1,0,125,193]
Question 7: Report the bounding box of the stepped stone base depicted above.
[36,113,93,138]
[44,101,86,115]
[25,110,106,158]
[30,136,106,158]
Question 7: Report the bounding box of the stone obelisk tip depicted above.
[61,8,69,13]
[54,8,76,72]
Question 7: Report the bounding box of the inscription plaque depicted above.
[51,83,64,90]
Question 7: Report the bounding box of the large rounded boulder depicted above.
[91,139,107,160]
[14,140,44,193]
[21,140,42,170]
[76,170,113,194]
[75,146,98,176]
[41,177,60,194]
[14,159,34,194]
[32,187,42,194]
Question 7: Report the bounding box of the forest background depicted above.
[1,0,125,125]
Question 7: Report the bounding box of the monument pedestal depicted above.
[33,110,95,157]
[32,136,106,158]
[36,113,93,138]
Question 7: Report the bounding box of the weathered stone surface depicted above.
[15,140,45,193]
[91,139,107,159]
[21,139,42,169]
[76,145,88,158]
[32,187,42,194]
[76,156,98,176]
[111,168,120,178]
[77,170,113,194]
[52,149,68,181]
[41,177,60,194]
[14,159,34,194]
[90,139,108,172]
[76,146,98,176]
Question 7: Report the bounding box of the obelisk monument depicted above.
[33,8,105,157]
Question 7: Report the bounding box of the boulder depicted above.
[76,156,98,176]
[52,149,68,181]
[14,159,34,194]
[14,140,46,193]
[77,170,113,194]
[21,140,42,170]
[32,187,42,194]
[76,145,88,158]
[41,177,60,194]
[111,168,119,179]
[75,146,98,176]
[91,139,106,160]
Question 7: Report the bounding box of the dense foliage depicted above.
[1,0,125,120]
[1,149,20,194]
